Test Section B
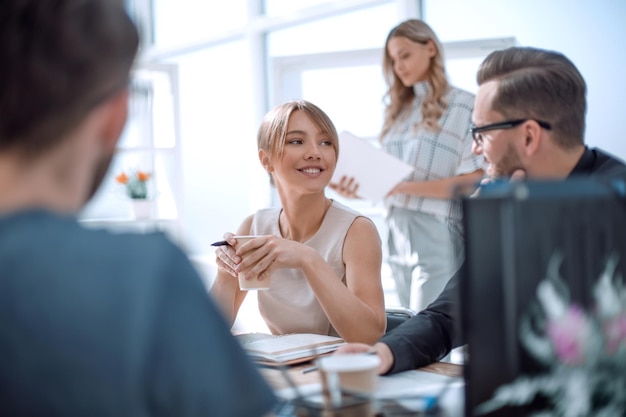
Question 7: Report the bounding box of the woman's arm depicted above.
[327,216,387,342]
[334,268,462,375]
[387,169,484,199]
[209,215,253,327]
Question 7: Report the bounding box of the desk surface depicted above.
[260,360,463,391]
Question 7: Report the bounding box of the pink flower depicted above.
[603,312,626,355]
[546,305,591,366]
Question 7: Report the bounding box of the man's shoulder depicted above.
[589,147,626,179]
[0,209,185,274]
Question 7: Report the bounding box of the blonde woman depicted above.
[210,100,386,344]
[333,19,485,311]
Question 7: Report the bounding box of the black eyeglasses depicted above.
[470,119,552,146]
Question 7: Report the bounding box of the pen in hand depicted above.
[212,235,259,247]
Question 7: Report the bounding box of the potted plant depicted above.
[115,170,153,219]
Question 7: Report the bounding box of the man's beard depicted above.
[492,143,524,179]
[85,151,114,205]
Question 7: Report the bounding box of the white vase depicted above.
[130,199,152,220]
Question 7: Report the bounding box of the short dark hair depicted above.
[0,0,139,157]
[477,47,586,149]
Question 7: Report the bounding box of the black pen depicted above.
[212,236,258,247]
[301,365,319,374]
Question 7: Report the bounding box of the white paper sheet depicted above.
[376,371,464,417]
[331,131,414,203]
[376,370,458,398]
[275,370,464,416]
[276,370,455,400]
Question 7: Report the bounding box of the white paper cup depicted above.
[318,353,380,396]
[234,236,271,291]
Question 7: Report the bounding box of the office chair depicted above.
[385,306,416,333]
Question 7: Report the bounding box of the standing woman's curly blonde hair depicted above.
[380,19,449,140]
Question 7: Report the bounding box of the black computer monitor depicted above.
[460,178,626,417]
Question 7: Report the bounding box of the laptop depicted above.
[459,178,626,416]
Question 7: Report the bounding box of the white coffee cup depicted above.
[318,353,381,396]
[234,236,271,291]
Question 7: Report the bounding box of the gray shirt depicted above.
[0,209,276,416]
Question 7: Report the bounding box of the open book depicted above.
[236,333,345,365]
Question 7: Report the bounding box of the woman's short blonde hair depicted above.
[257,99,339,162]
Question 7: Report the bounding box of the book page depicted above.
[331,131,415,203]
[235,332,277,345]
[235,333,344,363]
[241,333,344,356]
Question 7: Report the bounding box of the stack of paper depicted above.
[236,333,345,365]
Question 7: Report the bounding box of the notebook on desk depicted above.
[235,333,344,366]
[459,178,626,417]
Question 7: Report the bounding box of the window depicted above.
[80,64,183,244]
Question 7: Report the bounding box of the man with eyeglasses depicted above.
[469,47,626,184]
[336,46,626,375]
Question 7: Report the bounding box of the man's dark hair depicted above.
[477,47,587,149]
[0,0,139,158]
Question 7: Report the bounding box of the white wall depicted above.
[424,0,626,159]
[145,0,626,262]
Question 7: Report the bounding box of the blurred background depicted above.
[78,0,626,330]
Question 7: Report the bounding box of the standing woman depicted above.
[210,100,386,344]
[333,19,484,311]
